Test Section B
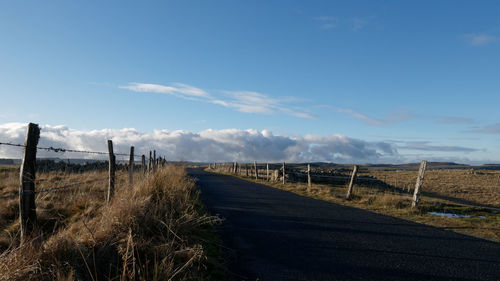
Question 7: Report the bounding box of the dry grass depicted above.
[0,165,223,281]
[364,169,500,207]
[210,168,500,242]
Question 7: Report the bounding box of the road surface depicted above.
[190,168,500,281]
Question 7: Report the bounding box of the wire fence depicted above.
[208,162,500,211]
[0,138,163,200]
[0,179,104,200]
[0,141,148,159]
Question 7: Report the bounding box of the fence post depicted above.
[254,161,258,179]
[153,150,156,171]
[266,163,269,181]
[148,151,152,172]
[245,164,249,177]
[128,146,134,186]
[282,162,286,184]
[19,123,40,243]
[346,165,359,199]
[142,155,146,173]
[307,163,311,188]
[412,160,427,208]
[107,140,116,203]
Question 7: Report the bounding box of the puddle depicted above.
[429,212,471,218]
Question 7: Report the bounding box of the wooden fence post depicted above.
[148,151,152,172]
[282,162,286,184]
[129,146,134,186]
[346,165,359,199]
[266,163,269,181]
[19,123,40,243]
[412,160,427,208]
[254,161,258,179]
[142,155,146,173]
[245,164,249,177]
[233,162,237,174]
[307,163,311,188]
[153,150,156,171]
[107,140,116,203]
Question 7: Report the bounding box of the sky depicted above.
[0,1,499,164]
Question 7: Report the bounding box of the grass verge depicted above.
[0,165,223,281]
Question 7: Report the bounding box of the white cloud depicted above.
[436,116,476,125]
[215,91,316,118]
[351,17,371,31]
[313,16,338,30]
[336,108,412,126]
[465,123,500,134]
[397,141,479,153]
[0,123,397,163]
[120,82,210,99]
[464,34,497,46]
[120,82,315,119]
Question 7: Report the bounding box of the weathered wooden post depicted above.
[107,140,116,203]
[412,160,427,208]
[346,165,359,199]
[245,163,249,177]
[19,123,40,243]
[282,162,286,184]
[153,150,156,171]
[233,162,237,174]
[141,155,146,173]
[129,146,134,186]
[148,151,152,172]
[307,163,312,188]
[266,163,269,181]
[254,161,258,179]
[274,169,279,182]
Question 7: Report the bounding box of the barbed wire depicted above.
[0,141,154,160]
[0,179,104,200]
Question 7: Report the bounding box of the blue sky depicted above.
[0,1,499,164]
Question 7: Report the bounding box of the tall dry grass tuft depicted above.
[0,165,221,281]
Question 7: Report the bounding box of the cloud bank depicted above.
[0,123,398,164]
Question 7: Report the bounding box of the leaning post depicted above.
[412,160,427,208]
[307,163,312,188]
[282,162,286,184]
[346,165,359,199]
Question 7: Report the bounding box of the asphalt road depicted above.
[189,168,500,281]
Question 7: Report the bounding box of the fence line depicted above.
[0,141,148,159]
[0,123,170,243]
[209,160,432,208]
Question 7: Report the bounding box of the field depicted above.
[0,165,223,281]
[363,169,500,208]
